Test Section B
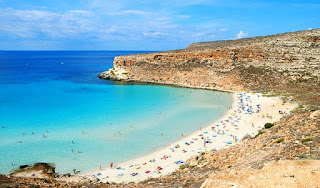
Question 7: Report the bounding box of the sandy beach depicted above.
[66,92,296,184]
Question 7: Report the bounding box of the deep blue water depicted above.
[0,51,141,84]
[0,51,231,174]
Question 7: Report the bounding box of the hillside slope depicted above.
[99,29,320,108]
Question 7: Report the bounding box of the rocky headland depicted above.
[1,29,319,187]
[99,29,319,103]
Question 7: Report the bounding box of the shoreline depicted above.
[84,91,235,172]
[63,91,296,184]
[99,91,235,169]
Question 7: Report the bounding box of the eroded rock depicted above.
[11,163,56,179]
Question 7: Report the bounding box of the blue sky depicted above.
[0,0,319,50]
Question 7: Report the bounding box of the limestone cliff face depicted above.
[99,29,320,92]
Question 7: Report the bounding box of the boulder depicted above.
[310,110,320,120]
[12,163,56,179]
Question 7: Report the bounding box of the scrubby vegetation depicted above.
[301,138,313,143]
[179,164,186,170]
[264,123,274,129]
[254,131,264,138]
[276,138,284,143]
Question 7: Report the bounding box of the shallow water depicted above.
[0,51,231,174]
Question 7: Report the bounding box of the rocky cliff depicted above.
[99,29,320,100]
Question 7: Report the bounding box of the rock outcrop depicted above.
[11,163,56,179]
[99,29,320,98]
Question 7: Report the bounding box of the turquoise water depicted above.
[0,51,231,174]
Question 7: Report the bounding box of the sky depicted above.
[0,0,319,50]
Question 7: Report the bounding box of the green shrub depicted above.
[254,131,264,138]
[301,138,313,143]
[264,123,274,129]
[180,164,186,170]
[227,165,232,168]
[276,138,284,143]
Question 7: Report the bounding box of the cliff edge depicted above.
[99,29,320,102]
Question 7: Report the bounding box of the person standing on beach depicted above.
[110,162,113,169]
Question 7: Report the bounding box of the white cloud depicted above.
[0,3,237,49]
[0,7,180,41]
[219,28,229,32]
[142,32,168,38]
[0,8,97,38]
[67,10,94,16]
[236,30,248,39]
[177,15,191,19]
[106,9,150,16]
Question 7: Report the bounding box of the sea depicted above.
[0,51,232,174]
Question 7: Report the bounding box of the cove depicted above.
[0,51,232,174]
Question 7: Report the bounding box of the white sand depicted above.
[71,92,295,184]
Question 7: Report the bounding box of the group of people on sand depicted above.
[90,92,262,182]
